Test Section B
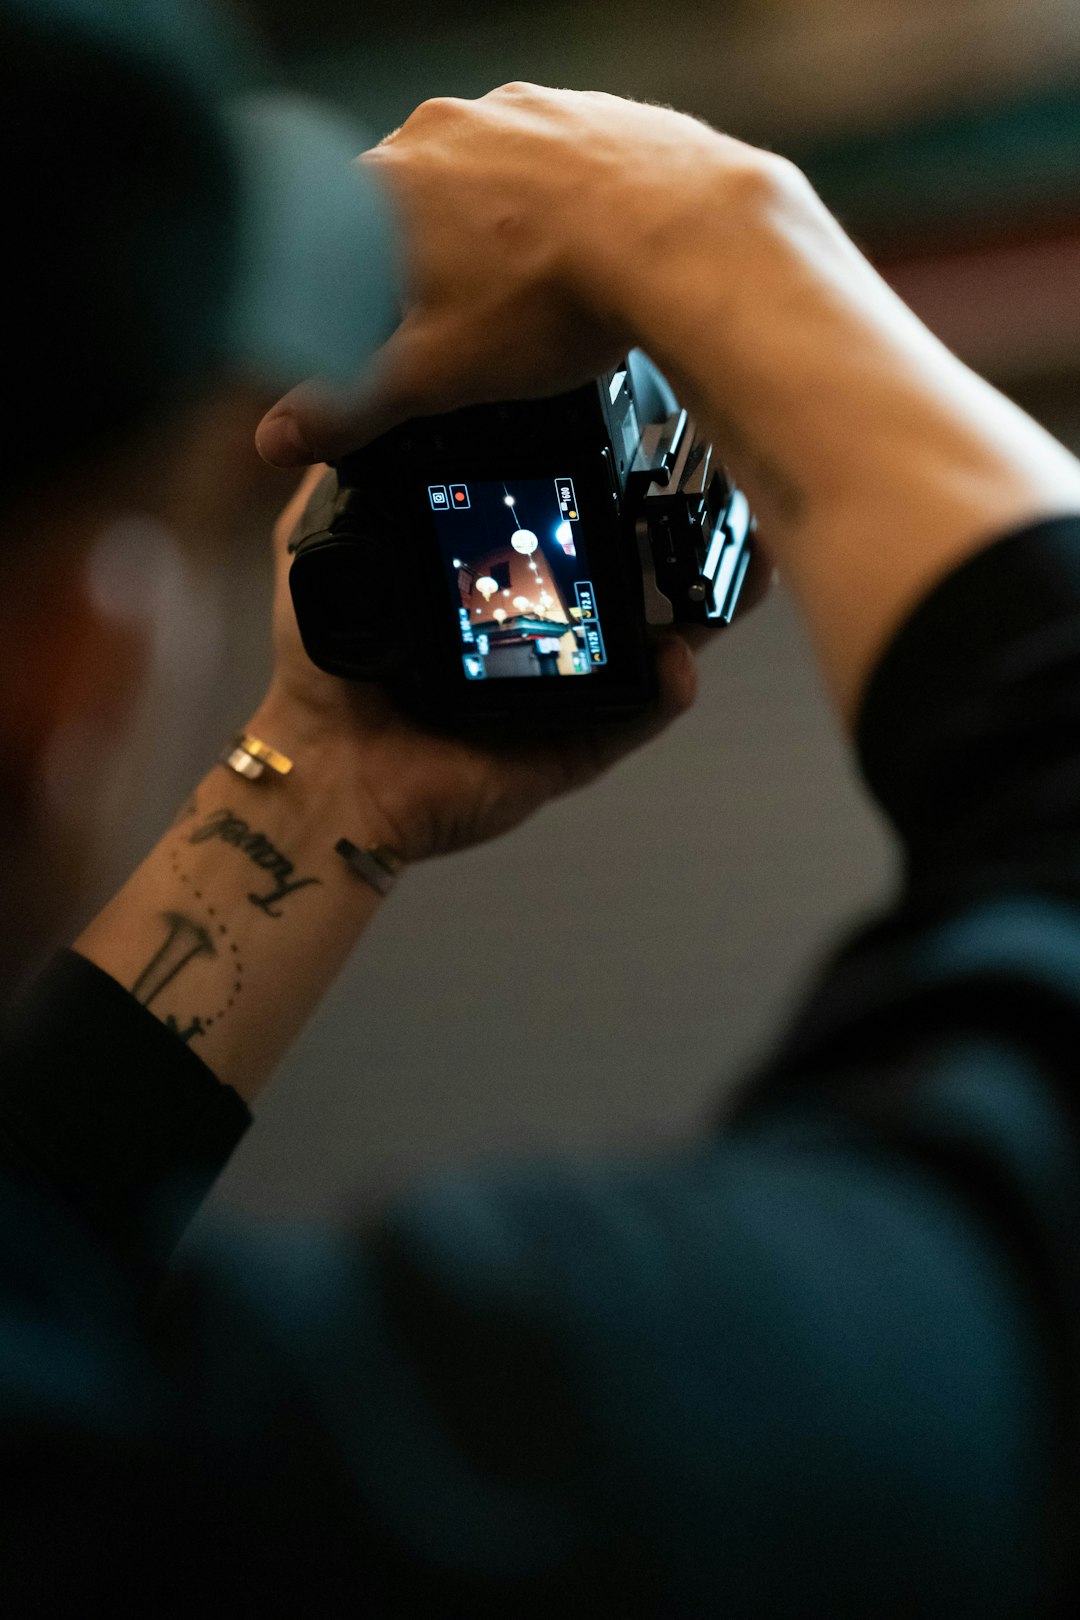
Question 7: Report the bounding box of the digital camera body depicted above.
[289,351,754,732]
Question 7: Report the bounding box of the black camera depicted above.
[289,350,754,732]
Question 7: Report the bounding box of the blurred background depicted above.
[149,0,1080,1233]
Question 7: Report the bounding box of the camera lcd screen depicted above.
[429,476,608,681]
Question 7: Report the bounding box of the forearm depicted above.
[608,158,1080,721]
[74,690,394,1107]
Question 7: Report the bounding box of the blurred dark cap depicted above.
[3,0,398,502]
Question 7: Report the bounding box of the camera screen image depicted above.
[429,477,608,681]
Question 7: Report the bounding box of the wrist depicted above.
[243,687,406,857]
[568,141,797,354]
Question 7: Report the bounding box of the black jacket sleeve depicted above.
[0,949,250,1289]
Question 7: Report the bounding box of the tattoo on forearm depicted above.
[134,864,247,1046]
[134,792,314,1053]
[165,1014,207,1044]
[188,808,321,917]
[132,912,216,1008]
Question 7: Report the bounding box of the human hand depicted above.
[255,84,767,468]
[255,466,772,863]
[257,83,1080,739]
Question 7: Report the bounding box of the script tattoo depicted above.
[188,807,321,918]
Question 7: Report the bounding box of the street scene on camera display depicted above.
[429,476,608,680]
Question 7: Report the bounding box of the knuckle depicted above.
[765,150,810,192]
[745,149,810,207]
[405,94,466,129]
[708,144,808,226]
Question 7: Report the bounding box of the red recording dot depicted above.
[454,491,465,503]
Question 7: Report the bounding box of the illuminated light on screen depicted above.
[430,476,608,680]
[555,520,576,557]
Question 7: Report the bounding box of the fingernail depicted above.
[256,413,311,467]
